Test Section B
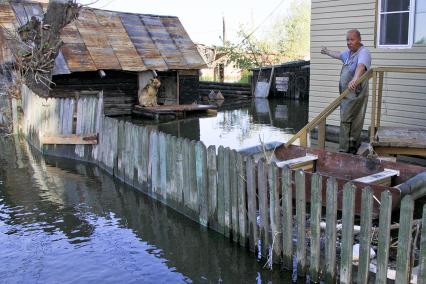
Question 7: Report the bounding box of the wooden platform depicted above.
[133,104,217,120]
[372,126,426,155]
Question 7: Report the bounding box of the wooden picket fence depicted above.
[20,87,426,283]
[93,117,425,283]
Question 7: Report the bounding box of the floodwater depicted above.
[0,136,304,283]
[137,98,309,150]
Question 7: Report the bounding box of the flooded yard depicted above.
[0,136,301,283]
[135,98,308,150]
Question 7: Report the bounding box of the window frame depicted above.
[376,0,416,48]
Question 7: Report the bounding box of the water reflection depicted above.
[135,98,308,150]
[0,136,299,283]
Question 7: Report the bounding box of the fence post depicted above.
[246,157,258,253]
[207,145,218,231]
[282,166,293,270]
[418,205,426,284]
[141,127,149,185]
[230,150,239,243]
[269,163,282,263]
[159,132,167,202]
[358,187,373,284]
[317,120,326,149]
[325,177,337,283]
[196,142,208,227]
[258,158,269,258]
[217,146,225,235]
[223,148,231,238]
[396,196,414,284]
[309,173,322,282]
[237,153,248,247]
[340,182,356,284]
[375,191,393,284]
[174,137,183,205]
[189,141,198,217]
[296,170,306,277]
[182,139,191,213]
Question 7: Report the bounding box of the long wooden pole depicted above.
[370,70,377,143]
[285,69,373,148]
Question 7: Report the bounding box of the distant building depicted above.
[196,44,242,82]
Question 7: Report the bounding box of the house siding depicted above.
[310,0,426,129]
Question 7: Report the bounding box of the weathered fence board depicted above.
[217,146,225,235]
[325,178,338,284]
[165,134,173,205]
[358,187,373,284]
[182,139,191,213]
[159,132,167,202]
[340,182,356,284]
[174,137,184,210]
[395,196,414,284]
[269,163,282,264]
[375,191,392,284]
[309,173,322,282]
[258,159,269,258]
[236,153,247,247]
[196,142,208,227]
[149,130,159,196]
[189,140,198,217]
[230,150,239,243]
[246,157,257,253]
[207,145,218,230]
[282,166,293,270]
[418,205,426,284]
[141,127,150,185]
[295,170,306,277]
[223,148,231,238]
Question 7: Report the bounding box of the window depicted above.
[377,0,426,47]
[414,0,426,44]
[377,0,414,47]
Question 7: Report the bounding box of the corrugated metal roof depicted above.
[1,1,207,74]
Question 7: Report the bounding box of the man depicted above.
[321,29,371,154]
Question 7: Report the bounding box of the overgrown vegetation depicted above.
[0,0,80,135]
[220,0,310,70]
[4,0,80,97]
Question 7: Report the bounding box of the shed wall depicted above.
[310,0,426,128]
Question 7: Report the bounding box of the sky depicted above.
[80,0,292,46]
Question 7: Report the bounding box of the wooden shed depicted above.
[251,61,310,100]
[0,1,207,116]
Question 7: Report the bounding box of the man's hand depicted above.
[348,79,358,90]
[321,47,341,59]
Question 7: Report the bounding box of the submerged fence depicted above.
[21,86,426,283]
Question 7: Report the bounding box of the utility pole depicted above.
[219,15,225,82]
[222,16,226,46]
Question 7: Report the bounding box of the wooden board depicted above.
[41,134,98,145]
[275,155,318,171]
[133,104,217,119]
[353,168,399,187]
[374,126,426,148]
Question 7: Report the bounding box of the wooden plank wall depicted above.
[21,87,425,283]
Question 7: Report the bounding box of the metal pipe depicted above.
[398,172,426,200]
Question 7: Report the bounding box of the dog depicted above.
[138,77,161,107]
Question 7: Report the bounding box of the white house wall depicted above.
[310,0,426,128]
